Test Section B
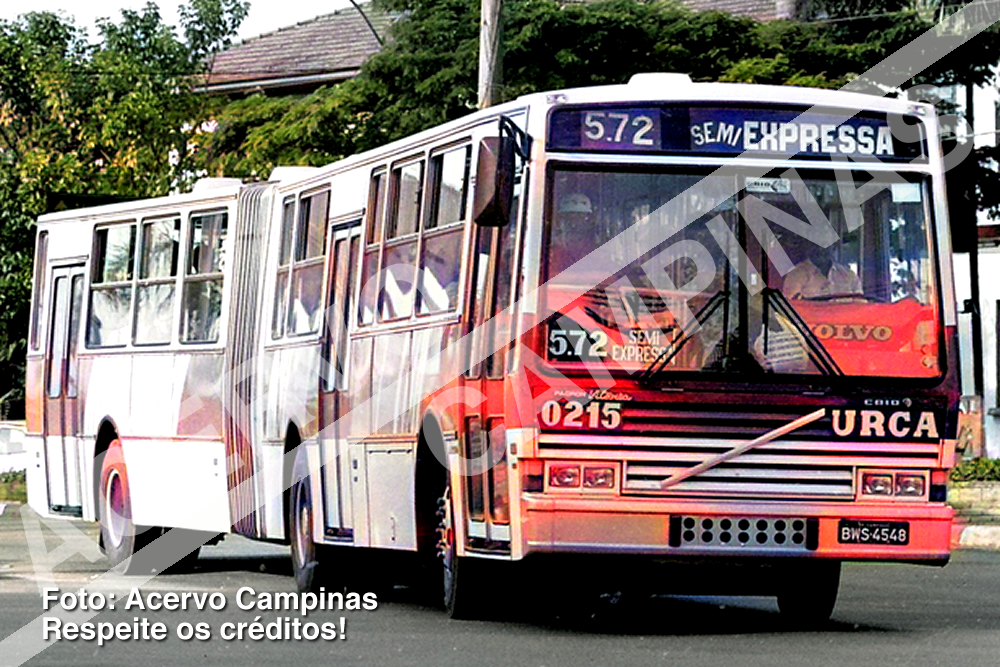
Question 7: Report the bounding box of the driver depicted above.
[550,192,596,275]
[781,237,861,299]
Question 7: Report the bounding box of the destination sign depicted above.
[547,105,926,161]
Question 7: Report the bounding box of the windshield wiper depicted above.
[638,290,730,382]
[762,288,843,376]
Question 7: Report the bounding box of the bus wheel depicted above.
[98,439,157,574]
[288,445,332,593]
[438,486,484,619]
[776,560,841,626]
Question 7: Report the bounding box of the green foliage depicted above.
[180,0,250,62]
[0,1,247,418]
[198,0,1000,173]
[951,458,1000,483]
[196,86,362,179]
[0,470,27,503]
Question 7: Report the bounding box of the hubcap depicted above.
[293,484,311,569]
[104,469,126,549]
[437,487,456,595]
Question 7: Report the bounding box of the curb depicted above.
[957,524,1000,550]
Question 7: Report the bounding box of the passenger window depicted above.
[287,190,329,335]
[417,145,469,316]
[387,161,423,239]
[367,172,386,245]
[359,248,379,326]
[418,229,463,316]
[378,161,423,322]
[359,172,386,326]
[273,198,295,338]
[29,231,48,351]
[134,217,180,345]
[87,223,136,348]
[427,146,470,230]
[380,239,417,321]
[182,211,227,343]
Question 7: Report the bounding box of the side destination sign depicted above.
[547,105,927,162]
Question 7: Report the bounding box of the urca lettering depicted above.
[831,409,938,439]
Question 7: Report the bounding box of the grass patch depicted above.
[951,458,1000,483]
[0,470,27,503]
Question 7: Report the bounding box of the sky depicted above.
[0,1,353,43]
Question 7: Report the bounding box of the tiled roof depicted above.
[679,0,792,21]
[202,5,395,94]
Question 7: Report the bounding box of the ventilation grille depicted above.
[669,515,817,551]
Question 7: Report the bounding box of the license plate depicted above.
[838,520,909,545]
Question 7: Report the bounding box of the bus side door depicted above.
[461,207,520,547]
[318,221,361,539]
[42,264,86,516]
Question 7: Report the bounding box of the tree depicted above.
[0,1,247,418]
[195,0,1000,173]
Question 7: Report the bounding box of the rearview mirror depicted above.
[472,136,515,228]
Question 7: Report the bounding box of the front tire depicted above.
[439,486,486,619]
[776,560,841,626]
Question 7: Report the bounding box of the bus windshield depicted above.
[542,166,940,379]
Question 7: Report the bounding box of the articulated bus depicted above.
[26,73,965,621]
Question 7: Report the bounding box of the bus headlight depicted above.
[861,473,894,496]
[549,464,581,488]
[895,473,926,497]
[546,462,619,492]
[859,470,928,500]
[583,466,616,489]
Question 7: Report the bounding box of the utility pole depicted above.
[478,0,501,109]
[966,80,985,400]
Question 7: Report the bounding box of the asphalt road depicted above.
[2,504,1000,667]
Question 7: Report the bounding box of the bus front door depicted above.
[318,221,361,539]
[42,264,86,516]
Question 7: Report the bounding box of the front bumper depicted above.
[521,494,953,562]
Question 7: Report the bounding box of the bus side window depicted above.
[134,216,180,345]
[273,198,295,338]
[182,211,227,343]
[418,146,469,316]
[29,231,48,351]
[359,171,386,327]
[87,223,136,348]
[380,160,423,322]
[287,189,329,336]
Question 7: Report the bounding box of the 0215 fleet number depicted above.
[539,400,622,430]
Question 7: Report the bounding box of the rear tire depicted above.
[288,445,337,592]
[776,560,841,626]
[98,439,158,574]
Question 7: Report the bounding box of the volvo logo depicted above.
[813,324,892,342]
